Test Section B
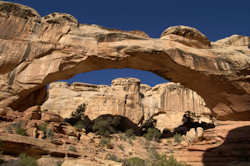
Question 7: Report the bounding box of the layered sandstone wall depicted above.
[42,78,213,130]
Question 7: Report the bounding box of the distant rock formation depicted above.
[42,78,213,130]
[0,1,249,121]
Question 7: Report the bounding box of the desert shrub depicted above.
[68,145,77,152]
[37,123,54,139]
[0,151,4,164]
[123,157,145,166]
[11,121,23,129]
[151,155,190,166]
[19,153,38,166]
[56,160,63,166]
[125,128,136,138]
[100,137,110,145]
[144,128,161,141]
[93,119,112,136]
[9,121,27,136]
[73,118,92,130]
[236,49,245,54]
[100,137,113,149]
[128,138,134,146]
[106,153,121,162]
[173,133,182,143]
[38,123,48,133]
[65,104,87,125]
[146,143,159,160]
[71,104,86,120]
[16,127,27,136]
[92,116,121,136]
[118,144,124,151]
[56,161,63,166]
[120,134,127,141]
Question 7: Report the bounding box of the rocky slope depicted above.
[0,111,249,166]
[42,78,212,131]
[0,1,249,120]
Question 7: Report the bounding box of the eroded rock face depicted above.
[142,82,212,130]
[0,2,249,120]
[41,78,213,130]
[42,78,143,124]
[161,25,211,48]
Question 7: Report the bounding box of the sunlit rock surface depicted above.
[0,1,249,120]
[42,78,213,130]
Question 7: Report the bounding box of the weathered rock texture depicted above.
[0,2,249,120]
[42,78,212,130]
[173,121,250,166]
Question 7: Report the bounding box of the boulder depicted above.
[161,25,211,48]
[184,127,204,143]
[23,106,41,120]
[41,112,64,122]
[0,107,22,121]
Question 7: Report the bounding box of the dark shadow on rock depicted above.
[161,111,215,138]
[92,114,141,135]
[202,126,250,166]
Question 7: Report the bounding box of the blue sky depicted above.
[5,0,250,86]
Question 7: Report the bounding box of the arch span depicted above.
[0,2,249,120]
[60,68,167,86]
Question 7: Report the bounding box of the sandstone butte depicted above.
[0,2,250,120]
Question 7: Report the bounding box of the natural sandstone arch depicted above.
[0,2,249,120]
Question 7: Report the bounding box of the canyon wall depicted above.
[42,78,212,130]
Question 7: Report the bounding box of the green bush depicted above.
[19,153,38,166]
[74,120,88,129]
[71,104,86,120]
[16,128,27,136]
[0,151,4,164]
[92,116,121,136]
[37,123,54,139]
[173,134,182,143]
[118,144,124,151]
[123,157,145,166]
[128,138,134,146]
[144,128,161,141]
[9,121,27,136]
[38,123,48,133]
[68,145,77,152]
[151,155,190,166]
[106,153,121,162]
[100,137,113,149]
[56,161,63,166]
[125,129,136,137]
[93,119,112,136]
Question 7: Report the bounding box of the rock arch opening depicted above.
[59,68,168,86]
[42,68,214,135]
